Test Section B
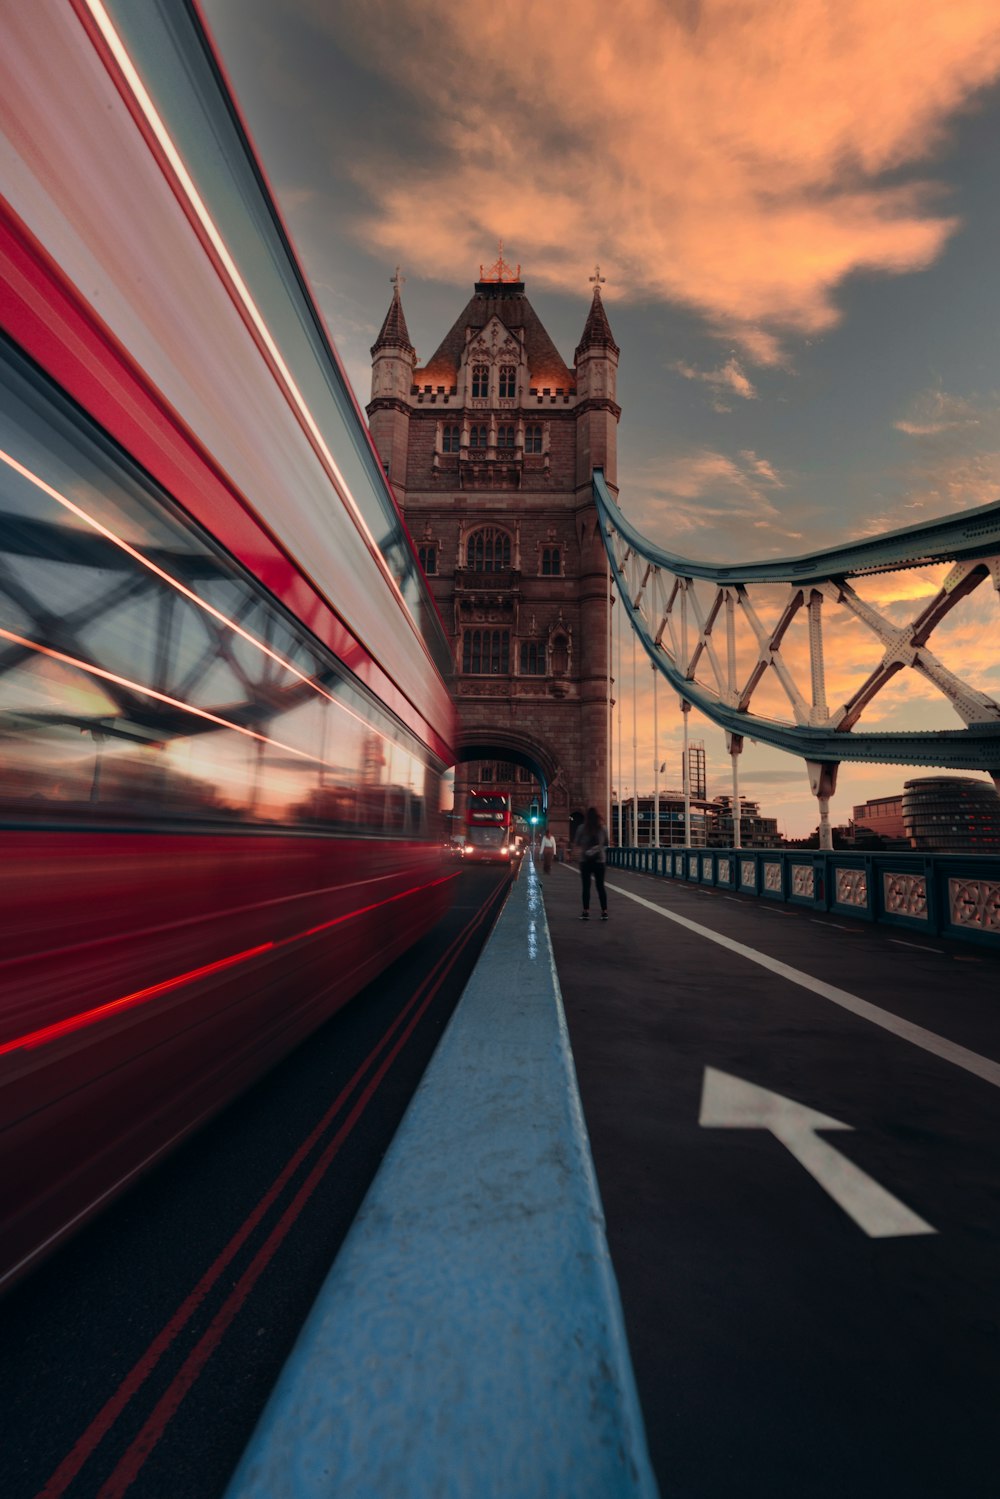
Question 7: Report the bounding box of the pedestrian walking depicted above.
[571,806,609,921]
[539,828,557,874]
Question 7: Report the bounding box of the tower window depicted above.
[463,628,510,674]
[499,365,516,397]
[467,526,511,571]
[541,547,561,576]
[525,424,543,453]
[520,642,546,675]
[442,424,460,452]
[418,545,437,574]
[497,424,515,449]
[471,364,489,398]
[469,424,488,449]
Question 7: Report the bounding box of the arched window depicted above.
[462,629,510,674]
[467,527,511,572]
[469,424,488,449]
[497,424,515,449]
[499,366,516,398]
[520,642,546,675]
[418,545,436,575]
[442,424,460,452]
[471,364,489,398]
[525,424,543,453]
[541,547,560,575]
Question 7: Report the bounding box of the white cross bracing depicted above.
[594,469,1000,802]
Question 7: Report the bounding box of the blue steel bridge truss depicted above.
[593,469,1000,831]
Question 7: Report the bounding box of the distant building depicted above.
[611,790,780,848]
[852,793,906,841]
[706,794,781,848]
[851,779,1000,850]
[613,791,709,847]
[902,776,1000,851]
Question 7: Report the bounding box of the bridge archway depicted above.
[453,726,581,833]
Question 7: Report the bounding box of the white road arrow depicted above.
[698,1067,936,1239]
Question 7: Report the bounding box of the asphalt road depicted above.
[540,858,1000,1499]
[0,865,511,1499]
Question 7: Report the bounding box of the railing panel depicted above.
[605,847,1000,947]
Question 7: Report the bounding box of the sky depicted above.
[201,0,1000,836]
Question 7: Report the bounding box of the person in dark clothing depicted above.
[571,806,609,920]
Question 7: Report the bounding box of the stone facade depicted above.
[367,261,620,841]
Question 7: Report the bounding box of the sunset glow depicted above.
[199,0,1000,831]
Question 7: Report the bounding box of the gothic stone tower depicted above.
[367,254,620,838]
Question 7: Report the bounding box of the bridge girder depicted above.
[594,468,1000,796]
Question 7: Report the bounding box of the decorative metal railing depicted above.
[594,468,1000,841]
[608,845,1000,948]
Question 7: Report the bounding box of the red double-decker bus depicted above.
[463,791,514,864]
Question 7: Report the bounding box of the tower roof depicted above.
[416,278,573,390]
[574,280,619,362]
[371,270,415,356]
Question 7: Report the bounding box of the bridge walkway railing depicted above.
[608,847,1000,948]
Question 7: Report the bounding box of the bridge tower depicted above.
[367,253,620,841]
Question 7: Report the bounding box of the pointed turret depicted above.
[574,279,619,363]
[368,268,417,494]
[573,267,620,491]
[371,274,415,357]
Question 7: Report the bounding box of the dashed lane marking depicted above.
[605,880,1000,1090]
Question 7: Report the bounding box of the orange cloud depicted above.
[623,448,794,550]
[318,0,1000,354]
[674,356,757,409]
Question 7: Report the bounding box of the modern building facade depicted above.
[851,794,906,842]
[611,791,780,849]
[705,795,781,849]
[367,253,619,843]
[902,776,1000,851]
[851,779,1000,850]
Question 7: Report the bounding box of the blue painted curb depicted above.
[225,857,660,1498]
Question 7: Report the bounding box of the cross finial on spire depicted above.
[390,266,405,294]
[590,263,606,294]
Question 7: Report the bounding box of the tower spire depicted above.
[371,266,415,355]
[575,264,619,361]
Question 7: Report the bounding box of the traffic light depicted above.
[529,800,539,825]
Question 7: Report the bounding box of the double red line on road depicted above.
[36,875,511,1499]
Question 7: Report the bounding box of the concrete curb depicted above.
[225,857,659,1498]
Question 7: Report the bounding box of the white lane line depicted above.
[811,920,851,931]
[605,880,1000,1090]
[889,939,945,955]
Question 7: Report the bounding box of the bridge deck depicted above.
[541,857,1000,1499]
[224,853,1000,1499]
